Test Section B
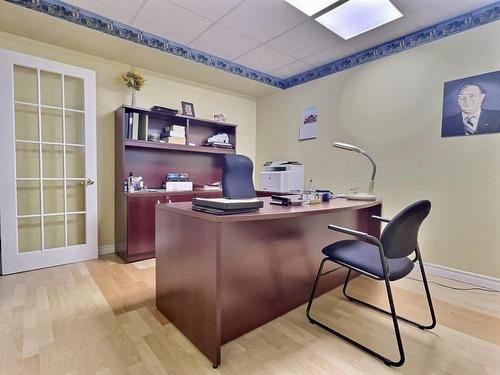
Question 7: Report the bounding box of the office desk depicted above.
[155,197,382,367]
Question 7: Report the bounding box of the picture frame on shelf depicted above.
[181,101,195,117]
[213,113,227,122]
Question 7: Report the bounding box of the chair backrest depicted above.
[380,200,431,259]
[222,154,257,199]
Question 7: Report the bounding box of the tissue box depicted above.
[165,181,193,192]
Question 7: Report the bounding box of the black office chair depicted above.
[306,200,437,367]
[222,154,257,199]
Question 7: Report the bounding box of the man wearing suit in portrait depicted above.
[442,83,500,137]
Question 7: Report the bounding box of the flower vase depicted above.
[131,89,137,107]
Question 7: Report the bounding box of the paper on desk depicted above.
[195,197,261,203]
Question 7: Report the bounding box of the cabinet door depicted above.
[127,195,163,255]
[165,193,195,203]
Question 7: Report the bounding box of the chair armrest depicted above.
[371,215,391,223]
[328,224,381,246]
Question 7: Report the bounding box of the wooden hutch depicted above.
[114,105,237,262]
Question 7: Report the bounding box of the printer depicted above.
[260,161,304,193]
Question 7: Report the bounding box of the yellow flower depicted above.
[120,70,146,91]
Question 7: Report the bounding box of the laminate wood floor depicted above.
[0,254,498,374]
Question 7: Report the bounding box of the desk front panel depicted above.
[219,204,381,343]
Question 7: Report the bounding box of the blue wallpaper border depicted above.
[5,0,500,90]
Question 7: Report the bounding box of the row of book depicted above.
[126,112,149,141]
[160,125,186,145]
[125,112,186,145]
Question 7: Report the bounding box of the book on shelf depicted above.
[138,113,149,141]
[130,112,139,140]
[170,125,185,133]
[161,130,185,138]
[166,136,186,145]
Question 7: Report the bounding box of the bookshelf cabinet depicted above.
[114,105,236,262]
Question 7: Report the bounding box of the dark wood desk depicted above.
[155,197,382,367]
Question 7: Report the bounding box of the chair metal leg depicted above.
[306,257,329,322]
[343,258,437,330]
[306,259,405,367]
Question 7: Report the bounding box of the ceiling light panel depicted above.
[284,0,341,17]
[316,0,403,40]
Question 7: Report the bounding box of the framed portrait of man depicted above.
[442,71,500,137]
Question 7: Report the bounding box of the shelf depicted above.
[121,105,237,128]
[124,139,235,155]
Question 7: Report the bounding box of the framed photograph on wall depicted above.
[181,101,195,117]
[442,71,500,137]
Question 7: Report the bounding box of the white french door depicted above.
[0,49,97,274]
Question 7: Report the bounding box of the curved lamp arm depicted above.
[332,142,376,194]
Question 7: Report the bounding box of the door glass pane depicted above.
[16,142,39,178]
[65,111,85,145]
[66,146,85,178]
[40,71,62,107]
[67,181,85,212]
[44,215,65,249]
[43,181,64,214]
[67,214,85,246]
[42,144,63,178]
[14,65,38,104]
[17,180,40,216]
[41,107,63,143]
[64,76,84,110]
[15,103,39,141]
[18,217,41,253]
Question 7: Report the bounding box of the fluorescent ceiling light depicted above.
[284,0,341,17]
[316,0,403,40]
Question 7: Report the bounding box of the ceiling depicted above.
[62,0,495,79]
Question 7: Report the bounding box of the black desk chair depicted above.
[222,154,257,199]
[306,200,437,367]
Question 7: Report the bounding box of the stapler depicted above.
[270,195,303,206]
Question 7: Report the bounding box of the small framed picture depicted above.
[213,113,227,122]
[181,101,195,117]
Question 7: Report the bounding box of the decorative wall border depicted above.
[5,0,285,89]
[5,0,500,90]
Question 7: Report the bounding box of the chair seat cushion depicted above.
[322,240,414,281]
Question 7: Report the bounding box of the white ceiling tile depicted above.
[235,45,296,73]
[169,0,243,21]
[390,0,433,16]
[347,16,418,51]
[270,61,314,79]
[302,43,358,67]
[190,24,260,60]
[411,0,495,29]
[66,0,144,24]
[219,0,308,42]
[132,0,212,44]
[267,20,343,59]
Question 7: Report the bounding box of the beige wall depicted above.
[0,31,257,247]
[256,22,500,278]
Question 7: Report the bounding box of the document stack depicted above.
[161,125,186,145]
[192,198,264,215]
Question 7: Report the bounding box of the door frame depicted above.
[0,48,97,274]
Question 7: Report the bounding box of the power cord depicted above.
[407,276,500,293]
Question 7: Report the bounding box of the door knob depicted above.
[86,178,95,186]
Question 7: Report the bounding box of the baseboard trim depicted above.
[424,262,500,290]
[98,244,115,256]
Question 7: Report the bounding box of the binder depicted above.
[138,113,149,141]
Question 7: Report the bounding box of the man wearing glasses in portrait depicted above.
[442,83,500,137]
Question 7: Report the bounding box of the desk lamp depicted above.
[332,142,377,201]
